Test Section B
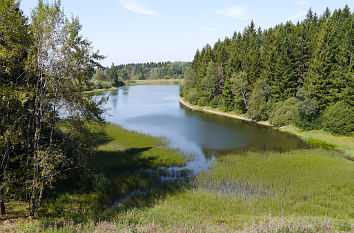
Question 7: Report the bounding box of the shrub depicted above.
[247,87,268,121]
[112,77,125,87]
[198,96,208,106]
[92,80,103,89]
[100,81,112,89]
[210,95,223,108]
[293,88,320,130]
[186,88,200,105]
[269,98,297,127]
[322,101,354,136]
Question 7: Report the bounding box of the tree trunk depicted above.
[38,182,44,207]
[0,190,5,215]
[30,197,35,217]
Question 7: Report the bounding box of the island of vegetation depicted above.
[1,1,353,232]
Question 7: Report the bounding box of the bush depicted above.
[269,98,297,127]
[112,77,125,87]
[100,81,112,89]
[209,95,223,108]
[186,88,200,105]
[247,87,268,121]
[322,101,354,136]
[293,88,321,130]
[198,96,208,106]
[92,80,103,89]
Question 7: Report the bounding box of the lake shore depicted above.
[129,79,183,85]
[179,97,354,157]
[84,86,119,94]
[179,97,272,127]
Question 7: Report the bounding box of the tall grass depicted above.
[106,149,353,231]
[12,125,354,232]
[281,126,354,158]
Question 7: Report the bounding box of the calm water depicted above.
[95,85,307,174]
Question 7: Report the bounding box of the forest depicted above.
[181,6,353,136]
[87,62,189,90]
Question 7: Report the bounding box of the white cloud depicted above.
[287,10,307,22]
[120,0,160,16]
[216,5,247,19]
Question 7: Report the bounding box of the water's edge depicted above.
[179,97,273,127]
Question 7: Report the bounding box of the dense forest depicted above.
[181,6,353,136]
[87,62,189,90]
[0,0,104,216]
[114,62,190,80]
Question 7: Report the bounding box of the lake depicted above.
[95,85,307,174]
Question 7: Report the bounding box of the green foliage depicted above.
[209,95,223,108]
[200,62,218,101]
[182,67,197,97]
[181,6,353,132]
[107,63,119,84]
[247,86,268,121]
[322,101,354,136]
[113,62,190,80]
[269,98,297,126]
[230,71,250,113]
[197,97,208,106]
[294,88,320,130]
[0,0,105,217]
[185,88,200,105]
[222,79,234,111]
[94,70,108,81]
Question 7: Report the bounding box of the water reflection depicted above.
[93,85,308,174]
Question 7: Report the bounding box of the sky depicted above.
[20,0,353,66]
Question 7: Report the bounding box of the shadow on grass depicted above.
[38,127,189,223]
[92,147,155,174]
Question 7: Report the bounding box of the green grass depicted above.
[100,148,353,231]
[95,124,186,169]
[4,124,187,229]
[84,87,119,94]
[18,148,354,232]
[281,126,354,158]
[11,125,354,232]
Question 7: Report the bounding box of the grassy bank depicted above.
[7,124,354,232]
[84,87,119,94]
[108,149,353,231]
[280,126,354,158]
[17,148,354,232]
[3,124,187,231]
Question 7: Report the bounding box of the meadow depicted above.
[281,126,354,159]
[9,124,354,232]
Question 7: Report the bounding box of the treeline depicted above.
[115,62,190,80]
[181,6,353,136]
[0,0,104,216]
[86,62,190,90]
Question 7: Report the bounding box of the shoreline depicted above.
[179,97,353,158]
[129,79,183,86]
[84,87,119,94]
[179,97,272,127]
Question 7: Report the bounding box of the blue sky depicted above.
[20,0,352,66]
